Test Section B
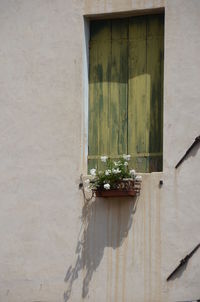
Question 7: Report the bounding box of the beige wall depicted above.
[0,0,200,301]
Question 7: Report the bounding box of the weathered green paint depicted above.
[147,14,164,171]
[110,19,128,159]
[88,20,111,170]
[128,16,149,172]
[88,15,164,172]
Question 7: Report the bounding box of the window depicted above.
[88,14,164,172]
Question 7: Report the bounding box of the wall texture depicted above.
[0,0,199,301]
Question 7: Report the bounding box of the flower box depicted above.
[94,179,141,198]
[85,155,142,200]
[95,189,136,197]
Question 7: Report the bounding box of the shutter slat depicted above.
[128,16,149,172]
[147,15,164,171]
[110,19,128,160]
[89,21,111,171]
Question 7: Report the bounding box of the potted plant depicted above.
[85,155,142,198]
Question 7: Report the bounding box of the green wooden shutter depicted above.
[88,15,164,173]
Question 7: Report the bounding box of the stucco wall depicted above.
[0,0,199,301]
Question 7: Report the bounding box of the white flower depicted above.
[130,169,136,177]
[112,168,121,174]
[90,168,96,176]
[105,169,111,176]
[84,179,90,185]
[104,183,110,190]
[115,160,124,167]
[135,175,142,182]
[124,161,128,166]
[123,154,131,161]
[101,156,108,163]
[114,161,120,166]
[127,155,131,161]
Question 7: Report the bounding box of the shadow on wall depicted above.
[63,196,138,301]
